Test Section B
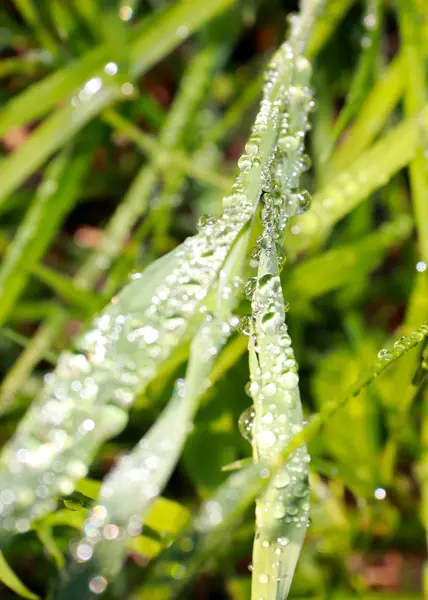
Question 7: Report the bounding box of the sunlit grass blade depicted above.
[0,23,301,540]
[285,216,413,301]
[0,551,39,600]
[289,103,428,254]
[327,54,404,176]
[0,0,238,207]
[136,322,428,598]
[397,0,428,263]
[57,227,252,597]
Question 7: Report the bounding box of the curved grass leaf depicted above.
[0,23,300,543]
[139,322,428,598]
[0,551,39,600]
[329,0,383,149]
[289,103,428,254]
[0,146,90,328]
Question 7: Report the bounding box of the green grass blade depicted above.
[0,24,297,537]
[306,0,356,58]
[285,216,413,301]
[12,0,60,57]
[397,0,428,263]
[77,31,236,287]
[138,323,428,598]
[0,47,107,139]
[57,228,250,598]
[0,311,66,413]
[0,147,90,327]
[328,54,404,175]
[0,0,238,207]
[289,103,428,254]
[31,264,102,312]
[329,0,383,148]
[0,552,39,600]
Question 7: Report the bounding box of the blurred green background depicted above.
[0,0,428,598]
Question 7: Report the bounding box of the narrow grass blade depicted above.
[397,0,428,263]
[289,103,428,254]
[0,146,90,327]
[57,229,250,598]
[0,0,237,137]
[12,0,60,57]
[0,310,66,413]
[285,216,413,301]
[32,264,102,312]
[0,552,39,600]
[330,0,383,147]
[306,0,356,58]
[77,27,236,287]
[328,54,405,176]
[0,0,238,207]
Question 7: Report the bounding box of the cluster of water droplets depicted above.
[376,324,428,364]
[0,182,254,532]
[236,21,316,597]
[67,311,238,594]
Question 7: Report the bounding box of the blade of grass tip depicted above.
[56,230,248,600]
[0,24,295,538]
[0,312,64,414]
[139,322,428,599]
[288,102,428,255]
[0,146,90,328]
[328,0,383,155]
[242,1,323,593]
[396,0,428,264]
[12,0,61,58]
[0,0,239,207]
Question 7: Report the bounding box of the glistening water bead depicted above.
[241,12,319,600]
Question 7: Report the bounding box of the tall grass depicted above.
[0,1,428,599]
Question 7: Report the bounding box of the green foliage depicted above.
[0,0,428,599]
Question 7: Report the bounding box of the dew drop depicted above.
[238,407,255,443]
[89,576,108,594]
[256,430,276,449]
